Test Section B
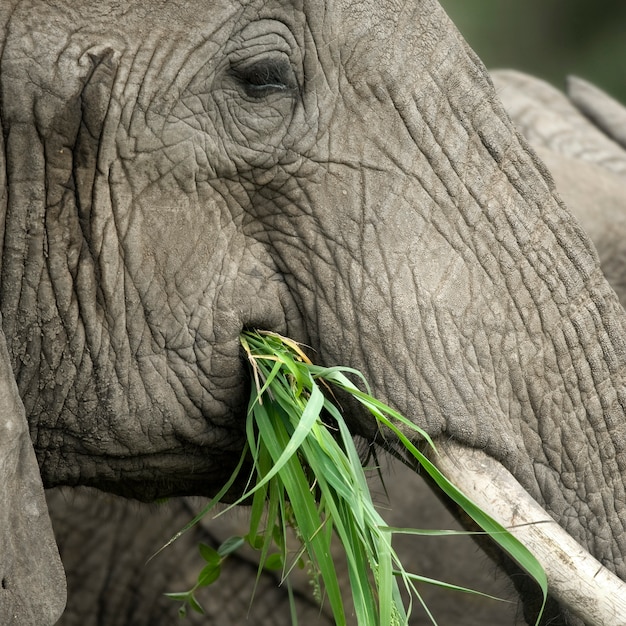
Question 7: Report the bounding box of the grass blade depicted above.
[165,330,547,626]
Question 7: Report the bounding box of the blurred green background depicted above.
[439,0,626,102]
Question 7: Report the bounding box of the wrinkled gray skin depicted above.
[48,71,626,626]
[2,1,626,625]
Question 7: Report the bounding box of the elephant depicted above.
[47,69,626,626]
[2,1,626,625]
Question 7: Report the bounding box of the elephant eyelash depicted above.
[230,58,298,98]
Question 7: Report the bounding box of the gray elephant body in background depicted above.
[2,2,626,625]
[47,464,521,626]
[493,70,626,300]
[48,471,521,625]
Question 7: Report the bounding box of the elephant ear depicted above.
[491,69,626,178]
[0,324,66,624]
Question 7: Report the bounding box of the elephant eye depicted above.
[231,58,297,99]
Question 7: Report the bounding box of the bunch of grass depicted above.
[165,330,546,625]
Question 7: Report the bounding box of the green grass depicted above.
[164,330,546,625]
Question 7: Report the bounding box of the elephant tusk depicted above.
[429,441,626,626]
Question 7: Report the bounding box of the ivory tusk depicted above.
[430,441,626,626]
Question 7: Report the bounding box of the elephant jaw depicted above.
[432,441,626,625]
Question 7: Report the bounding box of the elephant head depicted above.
[1,1,625,624]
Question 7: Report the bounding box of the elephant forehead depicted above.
[9,0,237,33]
[3,1,233,107]
[338,0,430,28]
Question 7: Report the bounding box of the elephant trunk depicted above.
[432,441,626,625]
